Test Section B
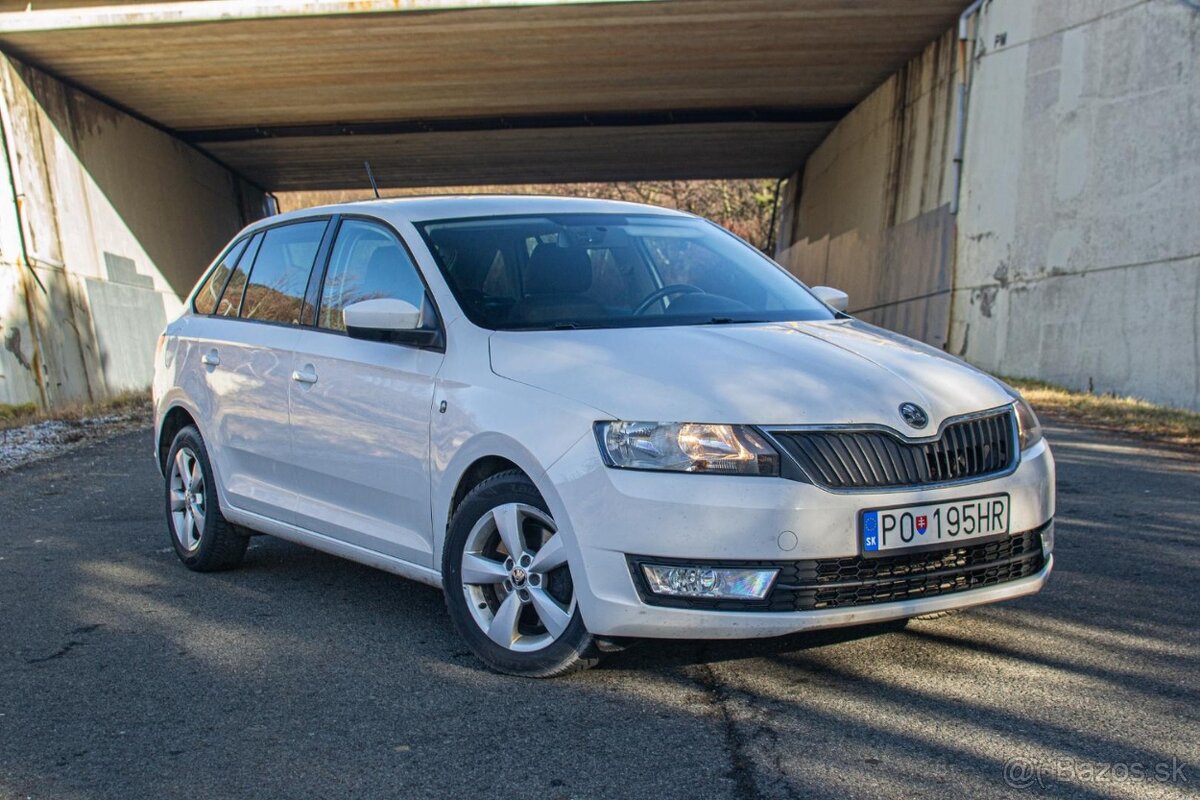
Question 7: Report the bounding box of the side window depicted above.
[193,238,248,315]
[240,221,327,325]
[217,232,262,317]
[318,220,427,332]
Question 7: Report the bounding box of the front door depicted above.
[287,218,444,566]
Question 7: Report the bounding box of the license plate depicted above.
[860,493,1010,556]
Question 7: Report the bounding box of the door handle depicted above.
[292,366,318,384]
[200,350,220,367]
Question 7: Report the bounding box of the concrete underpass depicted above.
[1,0,1197,411]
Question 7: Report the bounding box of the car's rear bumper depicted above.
[546,434,1055,639]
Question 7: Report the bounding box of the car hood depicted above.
[488,319,1012,428]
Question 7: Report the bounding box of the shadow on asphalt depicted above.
[0,423,1197,800]
[600,621,912,670]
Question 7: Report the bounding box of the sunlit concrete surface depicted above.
[776,0,1200,411]
[0,55,266,408]
[5,0,1194,416]
[0,422,1196,799]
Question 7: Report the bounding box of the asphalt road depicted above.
[1,423,1197,800]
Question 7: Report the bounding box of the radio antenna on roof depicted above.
[364,161,381,200]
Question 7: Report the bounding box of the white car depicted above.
[153,196,1054,677]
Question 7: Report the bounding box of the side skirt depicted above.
[223,506,444,590]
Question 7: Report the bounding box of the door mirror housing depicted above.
[343,298,442,348]
[811,286,850,313]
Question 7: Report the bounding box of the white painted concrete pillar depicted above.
[0,54,266,409]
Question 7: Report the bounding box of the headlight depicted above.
[1014,397,1044,450]
[595,421,780,476]
[997,382,1044,450]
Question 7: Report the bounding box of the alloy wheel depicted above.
[169,446,206,552]
[461,503,575,653]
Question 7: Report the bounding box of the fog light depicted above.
[1041,522,1054,559]
[641,564,777,600]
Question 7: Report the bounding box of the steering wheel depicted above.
[633,284,704,315]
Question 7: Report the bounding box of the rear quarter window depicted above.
[193,238,248,315]
[217,233,263,317]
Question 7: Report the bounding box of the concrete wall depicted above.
[778,0,1200,411]
[776,29,960,349]
[952,0,1200,411]
[0,54,265,408]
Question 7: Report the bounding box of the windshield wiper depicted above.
[548,321,608,330]
[706,317,767,325]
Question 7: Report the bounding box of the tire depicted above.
[164,425,248,572]
[442,470,601,677]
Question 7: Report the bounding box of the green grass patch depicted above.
[0,402,38,423]
[1002,376,1200,450]
[0,390,150,432]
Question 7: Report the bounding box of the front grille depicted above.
[768,409,1015,490]
[629,524,1047,613]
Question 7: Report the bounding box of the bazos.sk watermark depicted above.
[1004,756,1189,790]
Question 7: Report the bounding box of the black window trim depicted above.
[306,213,447,353]
[301,215,340,327]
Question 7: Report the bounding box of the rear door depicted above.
[287,217,445,566]
[196,218,329,523]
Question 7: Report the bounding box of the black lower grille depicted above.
[768,409,1016,490]
[629,524,1048,613]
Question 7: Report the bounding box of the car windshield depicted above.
[417,213,835,331]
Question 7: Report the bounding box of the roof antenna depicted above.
[364,161,381,200]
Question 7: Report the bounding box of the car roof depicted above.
[248,194,694,234]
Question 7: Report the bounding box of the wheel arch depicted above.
[449,455,524,516]
[157,403,200,474]
[433,433,577,570]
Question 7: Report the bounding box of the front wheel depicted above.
[442,471,600,677]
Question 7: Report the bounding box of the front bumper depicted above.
[584,556,1053,639]
[546,435,1055,639]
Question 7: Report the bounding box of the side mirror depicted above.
[811,285,849,313]
[343,298,442,348]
